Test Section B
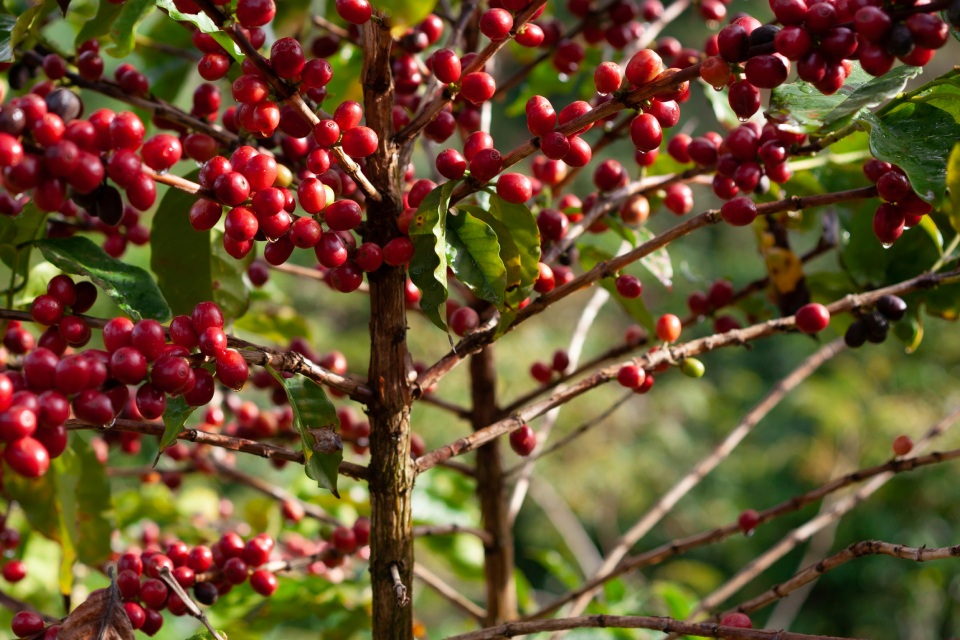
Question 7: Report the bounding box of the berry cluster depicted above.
[0,291,250,479]
[668,121,804,203]
[861,159,932,244]
[843,294,907,347]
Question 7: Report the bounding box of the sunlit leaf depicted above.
[38,236,172,321]
[409,180,459,331]
[268,369,342,497]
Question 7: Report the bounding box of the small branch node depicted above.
[390,563,410,607]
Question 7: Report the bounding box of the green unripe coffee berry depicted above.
[680,357,705,378]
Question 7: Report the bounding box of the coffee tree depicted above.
[0,0,958,636]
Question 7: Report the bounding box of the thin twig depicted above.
[729,540,960,619]
[413,524,493,546]
[415,264,959,474]
[444,613,862,640]
[65,418,369,481]
[391,563,410,607]
[505,391,634,475]
[562,339,846,617]
[415,185,878,397]
[158,566,226,640]
[212,460,343,526]
[528,413,960,619]
[413,563,487,622]
[681,407,960,624]
[507,283,613,524]
[0,587,59,623]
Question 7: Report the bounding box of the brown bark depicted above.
[470,347,517,623]
[360,17,415,640]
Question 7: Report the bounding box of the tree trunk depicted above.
[470,347,517,623]
[361,19,414,640]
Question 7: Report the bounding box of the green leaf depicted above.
[768,62,872,133]
[634,227,673,288]
[460,195,541,313]
[234,306,312,344]
[9,0,45,54]
[157,394,196,459]
[946,142,960,233]
[409,180,460,331]
[0,202,47,295]
[76,0,125,49]
[861,85,960,204]
[150,172,215,317]
[38,236,171,321]
[4,437,114,595]
[374,0,440,35]
[701,79,740,129]
[155,0,243,61]
[817,65,922,133]
[104,0,155,57]
[211,230,253,323]
[150,179,249,323]
[445,211,506,305]
[603,214,638,248]
[267,369,342,497]
[71,437,114,568]
[0,13,17,62]
[580,244,654,331]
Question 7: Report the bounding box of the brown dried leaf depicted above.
[58,583,134,640]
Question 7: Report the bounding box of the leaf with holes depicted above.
[268,369,342,497]
[39,236,172,322]
[409,180,460,331]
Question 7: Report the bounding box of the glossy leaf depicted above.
[76,0,125,49]
[211,230,253,323]
[445,211,506,305]
[157,394,196,459]
[155,0,243,60]
[0,202,47,296]
[817,65,922,133]
[634,227,673,288]
[150,174,215,317]
[268,368,342,497]
[946,142,960,233]
[409,180,459,331]
[104,0,155,57]
[861,85,960,205]
[38,236,172,322]
[768,62,871,133]
[0,13,16,62]
[9,0,44,54]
